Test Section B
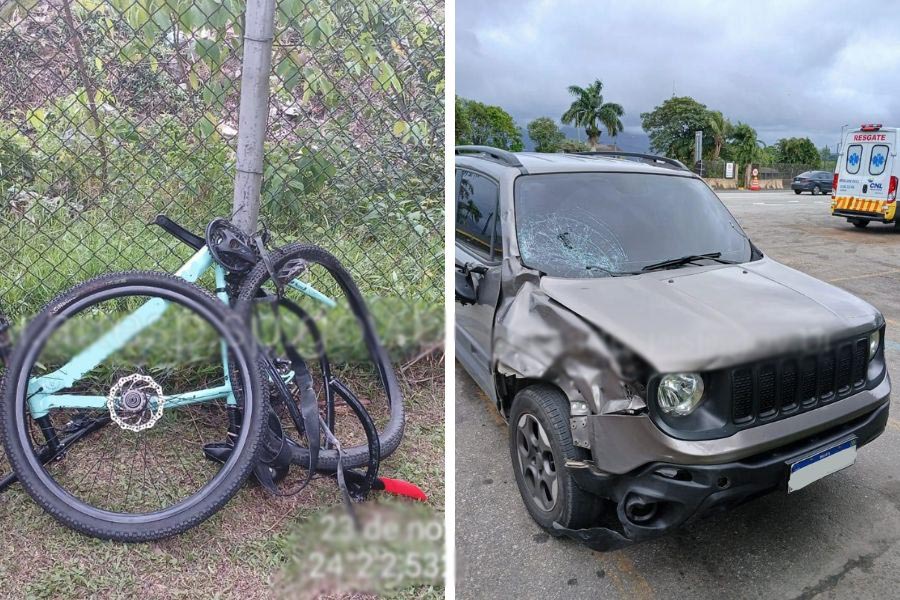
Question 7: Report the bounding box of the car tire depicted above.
[794,189,802,195]
[852,219,870,228]
[813,185,821,195]
[508,385,601,533]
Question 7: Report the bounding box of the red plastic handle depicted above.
[379,477,428,502]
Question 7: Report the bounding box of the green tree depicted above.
[819,144,837,171]
[456,96,523,151]
[640,96,711,162]
[758,144,778,166]
[455,95,471,144]
[561,80,624,149]
[774,137,821,166]
[527,117,566,152]
[707,110,731,161]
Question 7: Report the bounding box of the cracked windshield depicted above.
[514,172,752,277]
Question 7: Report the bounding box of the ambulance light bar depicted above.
[860,124,882,131]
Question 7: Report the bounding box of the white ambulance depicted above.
[832,124,898,228]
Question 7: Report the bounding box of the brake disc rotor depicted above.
[107,374,165,432]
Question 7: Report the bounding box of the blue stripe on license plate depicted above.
[791,439,856,473]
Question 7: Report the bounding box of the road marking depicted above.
[598,552,655,600]
[789,200,800,203]
[828,268,900,283]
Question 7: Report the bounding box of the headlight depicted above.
[657,373,705,416]
[869,330,881,360]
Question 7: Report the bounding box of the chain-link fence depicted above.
[0,0,444,357]
[703,159,826,190]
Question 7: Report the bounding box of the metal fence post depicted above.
[231,0,276,234]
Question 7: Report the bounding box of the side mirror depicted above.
[455,269,477,305]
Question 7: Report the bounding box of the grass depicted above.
[0,199,442,362]
[0,357,445,599]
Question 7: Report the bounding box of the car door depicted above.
[454,168,503,395]
[862,143,893,201]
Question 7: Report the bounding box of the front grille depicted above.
[729,336,870,427]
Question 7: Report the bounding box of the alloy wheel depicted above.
[515,413,558,512]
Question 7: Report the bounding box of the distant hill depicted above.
[520,122,651,153]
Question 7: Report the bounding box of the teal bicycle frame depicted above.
[26,246,335,419]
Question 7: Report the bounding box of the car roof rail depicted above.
[455,145,525,169]
[570,151,690,171]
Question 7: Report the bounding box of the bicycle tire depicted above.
[1,271,267,542]
[234,243,404,472]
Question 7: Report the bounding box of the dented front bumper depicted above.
[556,396,889,550]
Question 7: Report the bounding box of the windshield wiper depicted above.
[641,252,738,272]
[585,265,641,277]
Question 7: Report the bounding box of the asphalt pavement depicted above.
[455,189,900,600]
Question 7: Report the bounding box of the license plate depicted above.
[788,438,857,493]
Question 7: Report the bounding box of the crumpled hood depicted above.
[539,257,883,373]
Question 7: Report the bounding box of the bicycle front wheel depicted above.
[1,272,266,542]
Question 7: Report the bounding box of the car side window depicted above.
[869,145,889,176]
[846,144,862,175]
[456,169,501,261]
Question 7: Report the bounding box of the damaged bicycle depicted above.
[0,215,424,542]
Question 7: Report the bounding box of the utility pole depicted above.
[694,130,703,176]
[231,0,276,234]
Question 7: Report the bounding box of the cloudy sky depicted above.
[457,0,900,150]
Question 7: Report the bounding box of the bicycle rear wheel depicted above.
[1,272,266,542]
[234,243,404,472]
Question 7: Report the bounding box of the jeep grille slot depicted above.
[836,345,853,393]
[728,336,870,429]
[780,360,798,411]
[758,365,777,416]
[818,352,836,402]
[799,357,817,406]
[852,340,867,386]
[732,369,753,422]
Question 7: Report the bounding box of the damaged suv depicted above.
[454,146,890,550]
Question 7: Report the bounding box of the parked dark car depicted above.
[791,171,833,195]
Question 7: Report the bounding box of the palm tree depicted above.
[729,123,766,187]
[561,80,624,149]
[707,110,731,161]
